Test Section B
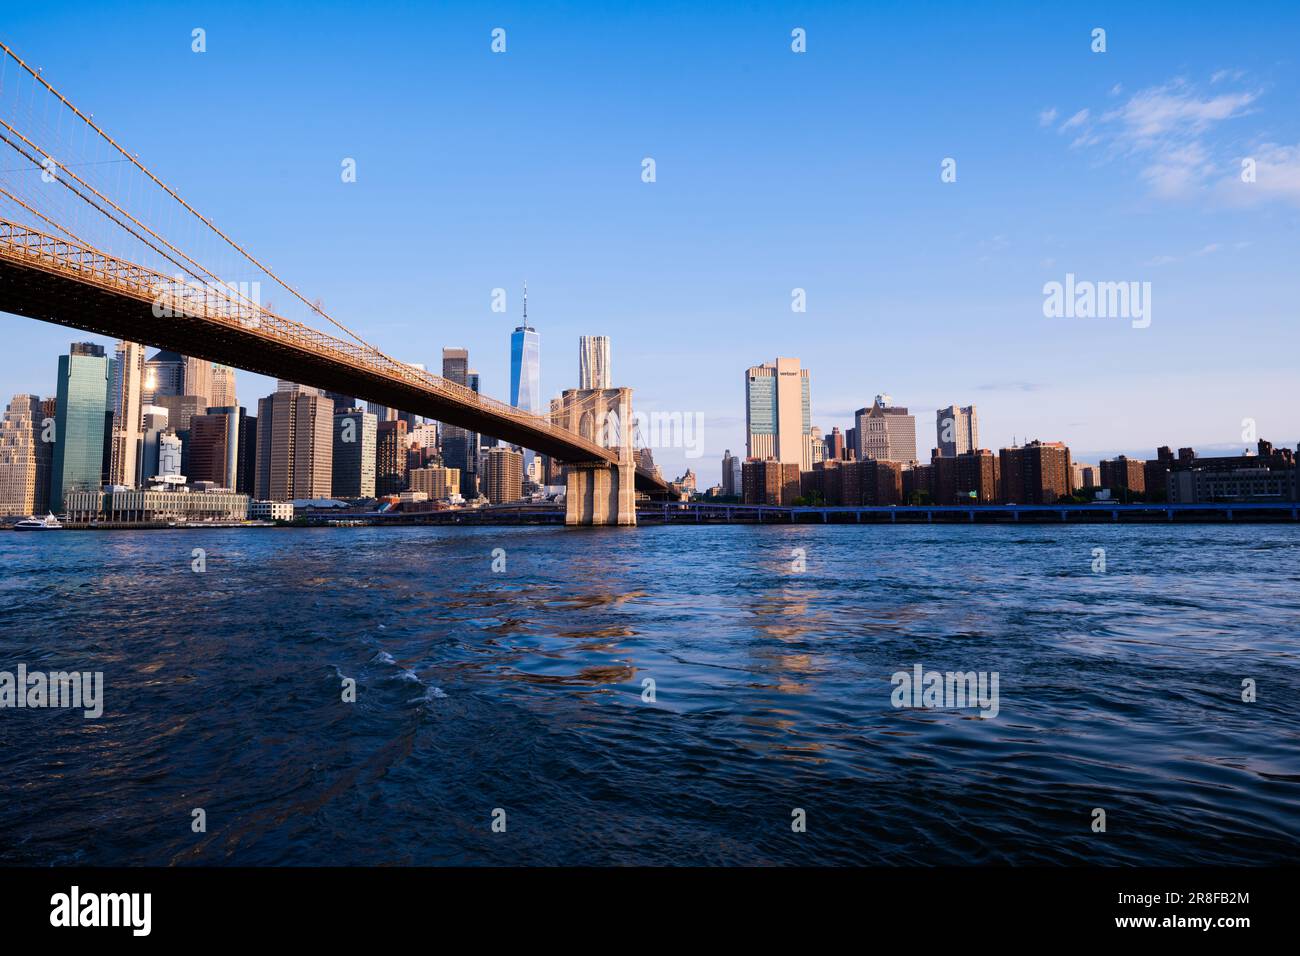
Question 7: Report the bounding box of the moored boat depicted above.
[14,512,64,530]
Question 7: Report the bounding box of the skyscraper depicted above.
[139,405,169,483]
[510,284,541,477]
[292,392,335,500]
[100,400,114,490]
[188,406,241,489]
[935,405,979,457]
[322,390,356,413]
[183,355,215,408]
[579,335,611,389]
[441,348,478,497]
[484,446,524,504]
[153,394,204,433]
[441,348,468,386]
[409,421,439,452]
[0,395,53,516]
[210,364,238,408]
[145,349,207,445]
[375,419,408,496]
[236,411,258,495]
[720,449,742,497]
[142,350,184,405]
[333,406,377,498]
[467,370,487,454]
[254,389,334,501]
[745,357,812,471]
[855,395,918,464]
[109,340,145,487]
[188,413,228,487]
[827,426,846,461]
[50,343,112,513]
[510,283,541,413]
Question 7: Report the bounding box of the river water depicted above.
[1,524,1297,865]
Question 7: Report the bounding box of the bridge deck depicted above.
[0,219,667,492]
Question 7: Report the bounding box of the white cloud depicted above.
[1038,107,1058,127]
[1059,108,1090,132]
[1104,81,1257,144]
[1053,74,1268,202]
[1219,143,1300,206]
[1140,141,1212,198]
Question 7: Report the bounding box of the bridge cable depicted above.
[0,124,227,300]
[0,41,378,351]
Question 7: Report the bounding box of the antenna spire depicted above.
[523,280,529,327]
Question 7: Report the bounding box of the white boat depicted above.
[14,512,64,530]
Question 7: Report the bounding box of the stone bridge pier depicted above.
[556,387,636,526]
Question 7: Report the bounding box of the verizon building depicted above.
[745,357,812,471]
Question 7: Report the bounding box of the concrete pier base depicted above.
[557,386,637,526]
[565,460,636,526]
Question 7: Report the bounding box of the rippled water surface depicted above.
[1,524,1298,865]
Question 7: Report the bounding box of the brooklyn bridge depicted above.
[0,40,666,523]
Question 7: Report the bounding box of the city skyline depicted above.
[1,3,1296,487]
[4,332,1295,510]
[2,3,1297,908]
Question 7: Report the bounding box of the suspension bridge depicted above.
[0,40,666,521]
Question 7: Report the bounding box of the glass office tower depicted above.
[510,283,541,480]
[50,342,112,513]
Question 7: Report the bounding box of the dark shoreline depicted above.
[11,505,1300,530]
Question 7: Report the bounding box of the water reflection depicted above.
[1,523,1297,865]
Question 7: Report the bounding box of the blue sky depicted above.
[2,1,1298,483]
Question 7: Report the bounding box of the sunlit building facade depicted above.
[745,357,812,471]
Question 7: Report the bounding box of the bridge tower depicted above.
[557,387,636,526]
